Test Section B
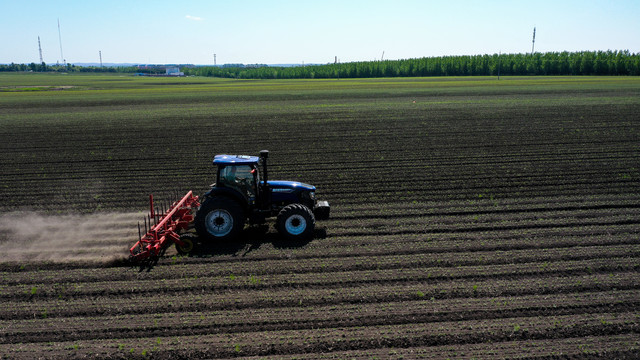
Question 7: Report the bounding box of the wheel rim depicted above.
[205,209,234,237]
[178,238,193,253]
[285,214,307,235]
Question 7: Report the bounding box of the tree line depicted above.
[184,51,640,79]
[0,63,164,74]
[2,51,638,78]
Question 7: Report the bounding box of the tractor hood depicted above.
[267,180,316,192]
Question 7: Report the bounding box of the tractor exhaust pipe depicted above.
[259,150,270,210]
[260,150,269,184]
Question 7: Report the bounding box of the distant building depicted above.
[166,66,184,76]
[134,64,186,76]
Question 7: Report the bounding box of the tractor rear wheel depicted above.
[276,204,315,241]
[176,233,197,255]
[195,196,245,242]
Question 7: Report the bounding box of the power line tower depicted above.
[531,27,536,54]
[38,36,44,64]
[214,53,216,65]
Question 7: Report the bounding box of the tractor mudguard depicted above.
[202,187,249,213]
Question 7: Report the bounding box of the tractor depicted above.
[130,150,330,261]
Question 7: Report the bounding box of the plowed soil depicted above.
[0,75,638,359]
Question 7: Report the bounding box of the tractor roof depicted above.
[213,154,260,166]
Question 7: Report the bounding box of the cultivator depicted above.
[129,191,200,263]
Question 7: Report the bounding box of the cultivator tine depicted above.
[149,194,155,219]
[129,190,200,264]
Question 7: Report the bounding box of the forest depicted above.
[187,50,640,78]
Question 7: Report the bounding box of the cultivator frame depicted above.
[129,191,200,262]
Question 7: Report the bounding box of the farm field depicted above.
[0,73,639,359]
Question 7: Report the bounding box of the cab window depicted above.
[219,165,256,197]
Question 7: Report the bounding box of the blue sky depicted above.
[2,0,639,65]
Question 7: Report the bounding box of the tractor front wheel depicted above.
[276,204,315,241]
[195,196,245,242]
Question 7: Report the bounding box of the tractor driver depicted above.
[222,166,255,198]
[223,166,239,185]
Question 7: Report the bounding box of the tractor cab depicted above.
[214,155,260,205]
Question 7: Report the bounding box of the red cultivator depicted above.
[129,191,200,263]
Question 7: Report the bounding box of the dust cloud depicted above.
[0,211,143,264]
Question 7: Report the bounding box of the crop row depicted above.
[2,271,638,323]
[2,289,638,344]
[2,311,637,359]
[2,253,637,302]
[241,334,640,359]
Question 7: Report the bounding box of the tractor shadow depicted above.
[130,226,326,272]
[192,224,327,258]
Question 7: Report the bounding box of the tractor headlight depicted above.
[309,192,316,200]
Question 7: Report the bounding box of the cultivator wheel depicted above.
[176,233,197,255]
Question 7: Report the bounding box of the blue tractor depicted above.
[192,150,330,245]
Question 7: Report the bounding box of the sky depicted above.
[2,0,639,65]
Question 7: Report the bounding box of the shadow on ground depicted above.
[130,225,327,272]
[192,225,328,257]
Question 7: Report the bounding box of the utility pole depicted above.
[57,18,65,65]
[531,27,536,55]
[497,51,501,80]
[38,36,44,64]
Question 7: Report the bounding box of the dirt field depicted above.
[0,74,638,359]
